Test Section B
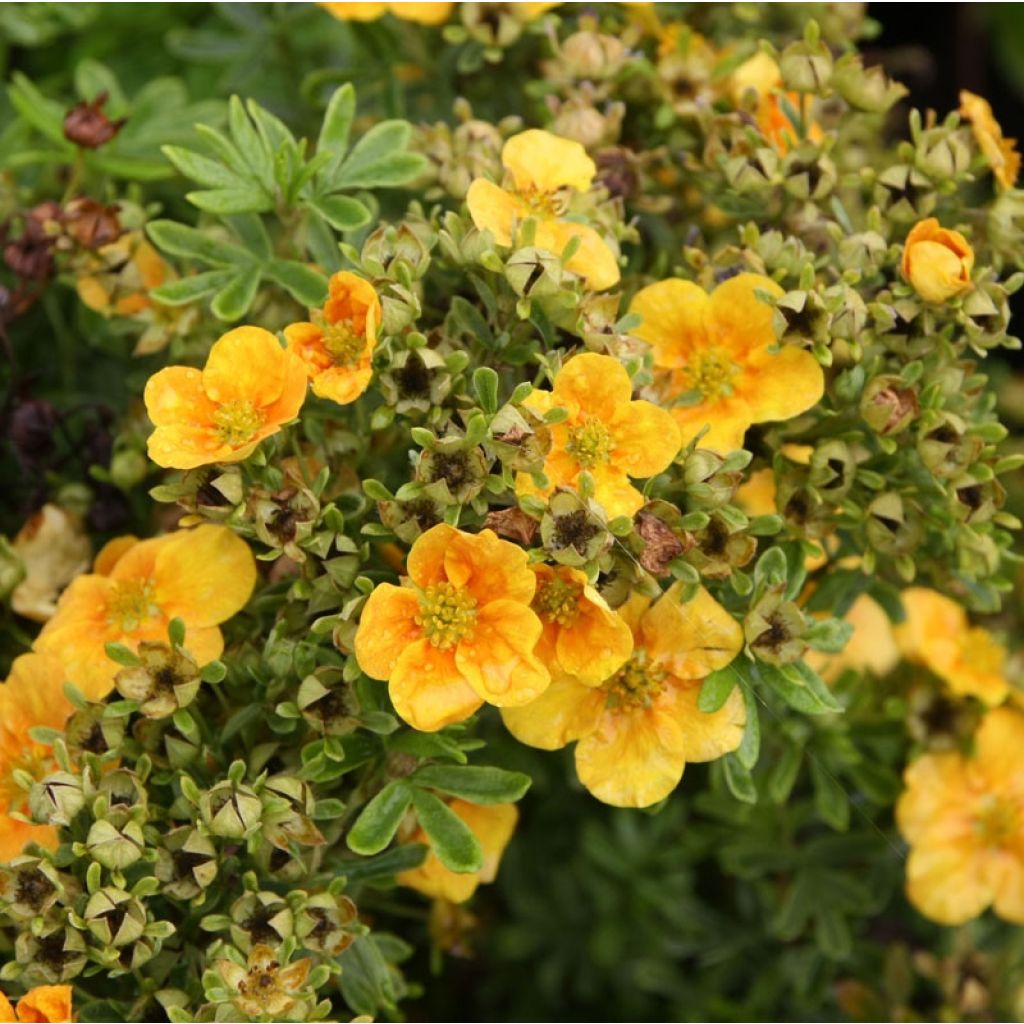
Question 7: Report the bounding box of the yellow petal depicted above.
[670,394,753,454]
[972,707,1024,791]
[93,535,140,576]
[988,853,1024,924]
[670,678,746,761]
[553,351,632,414]
[390,638,482,731]
[407,523,456,590]
[320,2,389,20]
[629,278,709,369]
[588,466,646,519]
[502,129,595,194]
[706,272,783,358]
[535,219,620,291]
[387,2,453,24]
[610,398,681,478]
[443,528,536,606]
[144,366,215,427]
[202,326,289,408]
[501,674,605,750]
[466,178,528,247]
[311,363,374,405]
[905,841,992,926]
[739,345,824,425]
[354,584,423,680]
[555,599,634,686]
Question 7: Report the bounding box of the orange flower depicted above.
[398,800,518,903]
[503,583,744,807]
[354,524,550,731]
[320,2,453,23]
[901,219,975,304]
[144,326,307,469]
[530,564,633,686]
[35,525,256,701]
[466,129,620,291]
[895,587,1007,706]
[0,986,74,1023]
[283,271,380,406]
[516,352,681,519]
[897,707,1024,925]
[0,654,73,862]
[630,273,824,453]
[959,90,1021,192]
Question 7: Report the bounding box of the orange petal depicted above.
[390,638,482,731]
[553,351,632,413]
[312,363,374,405]
[629,278,709,369]
[14,985,74,1024]
[202,326,289,408]
[502,129,595,193]
[555,598,634,686]
[354,584,423,680]
[258,347,309,428]
[93,535,140,576]
[501,674,605,750]
[284,322,330,377]
[407,523,456,590]
[739,345,824,426]
[444,528,536,607]
[905,840,992,926]
[454,600,549,706]
[147,423,242,471]
[144,366,215,428]
[0,990,14,1023]
[611,398,681,478]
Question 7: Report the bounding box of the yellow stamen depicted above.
[416,581,478,650]
[212,399,264,447]
[320,316,366,366]
[605,651,667,709]
[107,579,159,633]
[533,575,582,628]
[566,417,614,470]
[976,794,1020,848]
[681,349,739,400]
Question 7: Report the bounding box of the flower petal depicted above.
[502,129,595,193]
[611,398,681,478]
[629,278,709,368]
[739,345,824,425]
[555,598,634,686]
[905,840,992,926]
[535,219,620,291]
[443,528,536,606]
[202,326,288,408]
[669,678,745,761]
[706,273,783,357]
[670,394,753,453]
[501,674,605,750]
[390,638,482,731]
[144,366,215,427]
[354,584,423,680]
[553,352,632,419]
[311,363,374,405]
[588,466,646,519]
[466,178,528,247]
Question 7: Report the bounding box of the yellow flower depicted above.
[728,52,821,153]
[530,564,633,686]
[76,232,168,318]
[284,271,380,406]
[901,219,974,304]
[0,985,73,1023]
[466,129,620,291]
[10,505,91,623]
[959,90,1021,191]
[630,273,824,453]
[895,588,1007,706]
[0,654,73,862]
[503,583,744,807]
[516,352,681,519]
[805,594,899,682]
[320,2,454,24]
[144,326,308,470]
[398,800,518,903]
[217,945,312,1020]
[35,525,256,701]
[897,706,1024,925]
[354,524,550,731]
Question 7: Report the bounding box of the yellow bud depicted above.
[901,218,974,303]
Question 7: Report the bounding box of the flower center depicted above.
[976,794,1020,848]
[416,581,478,650]
[604,651,667,709]
[212,399,264,447]
[320,317,366,366]
[533,575,582,628]
[518,186,567,219]
[566,417,614,470]
[107,579,159,633]
[960,627,1005,675]
[680,349,739,400]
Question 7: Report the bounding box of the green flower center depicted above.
[566,417,614,470]
[605,651,667,709]
[976,794,1020,848]
[320,316,366,366]
[107,579,159,633]
[417,581,478,651]
[681,349,739,400]
[212,399,264,447]
[533,575,582,628]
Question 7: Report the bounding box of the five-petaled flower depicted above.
[503,583,744,808]
[895,587,1007,706]
[901,218,975,305]
[0,984,74,1023]
[284,271,381,406]
[0,654,73,862]
[630,272,824,453]
[516,352,681,519]
[959,90,1021,192]
[466,128,620,291]
[35,525,256,701]
[144,326,307,469]
[398,800,518,903]
[897,706,1024,925]
[320,1,454,23]
[354,524,550,731]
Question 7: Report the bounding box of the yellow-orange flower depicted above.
[516,352,681,519]
[503,583,744,807]
[630,273,824,453]
[35,525,256,701]
[354,524,550,731]
[0,654,73,862]
[466,129,620,291]
[398,800,518,903]
[895,587,1007,706]
[284,271,380,406]
[320,2,453,24]
[76,232,168,318]
[897,706,1024,925]
[959,90,1021,192]
[729,52,821,152]
[901,219,974,304]
[144,326,307,470]
[0,985,73,1023]
[805,594,899,682]
[530,564,633,686]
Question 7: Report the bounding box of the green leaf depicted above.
[735,681,761,770]
[150,270,235,306]
[346,780,413,856]
[304,193,371,231]
[757,661,842,715]
[192,123,253,178]
[104,642,140,667]
[766,741,803,804]
[810,759,850,831]
[186,187,274,215]
[162,144,252,189]
[228,95,273,191]
[265,260,329,307]
[86,152,173,181]
[211,267,261,321]
[147,220,255,266]
[74,58,126,111]
[411,788,483,872]
[318,83,357,173]
[698,660,742,713]
[223,213,272,259]
[332,119,425,189]
[411,764,530,805]
[339,937,397,1018]
[335,842,427,885]
[722,753,757,804]
[9,72,70,146]
[472,367,500,415]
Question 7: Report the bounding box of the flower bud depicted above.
[837,231,887,274]
[29,772,85,829]
[297,675,360,736]
[952,474,1005,525]
[831,54,907,113]
[917,413,982,477]
[560,30,628,80]
[16,921,87,984]
[901,218,974,303]
[745,589,808,665]
[84,887,147,947]
[379,346,451,414]
[539,490,612,567]
[917,129,971,182]
[687,511,757,579]
[808,440,856,502]
[64,704,125,759]
[773,288,831,345]
[505,246,563,298]
[109,448,148,491]
[860,375,919,435]
[415,437,490,503]
[216,945,313,1021]
[115,641,201,719]
[778,39,832,93]
[378,480,449,544]
[865,493,921,556]
[296,892,359,956]
[0,857,64,920]
[230,890,294,952]
[156,827,218,900]
[200,780,264,840]
[63,92,125,148]
[873,164,936,222]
